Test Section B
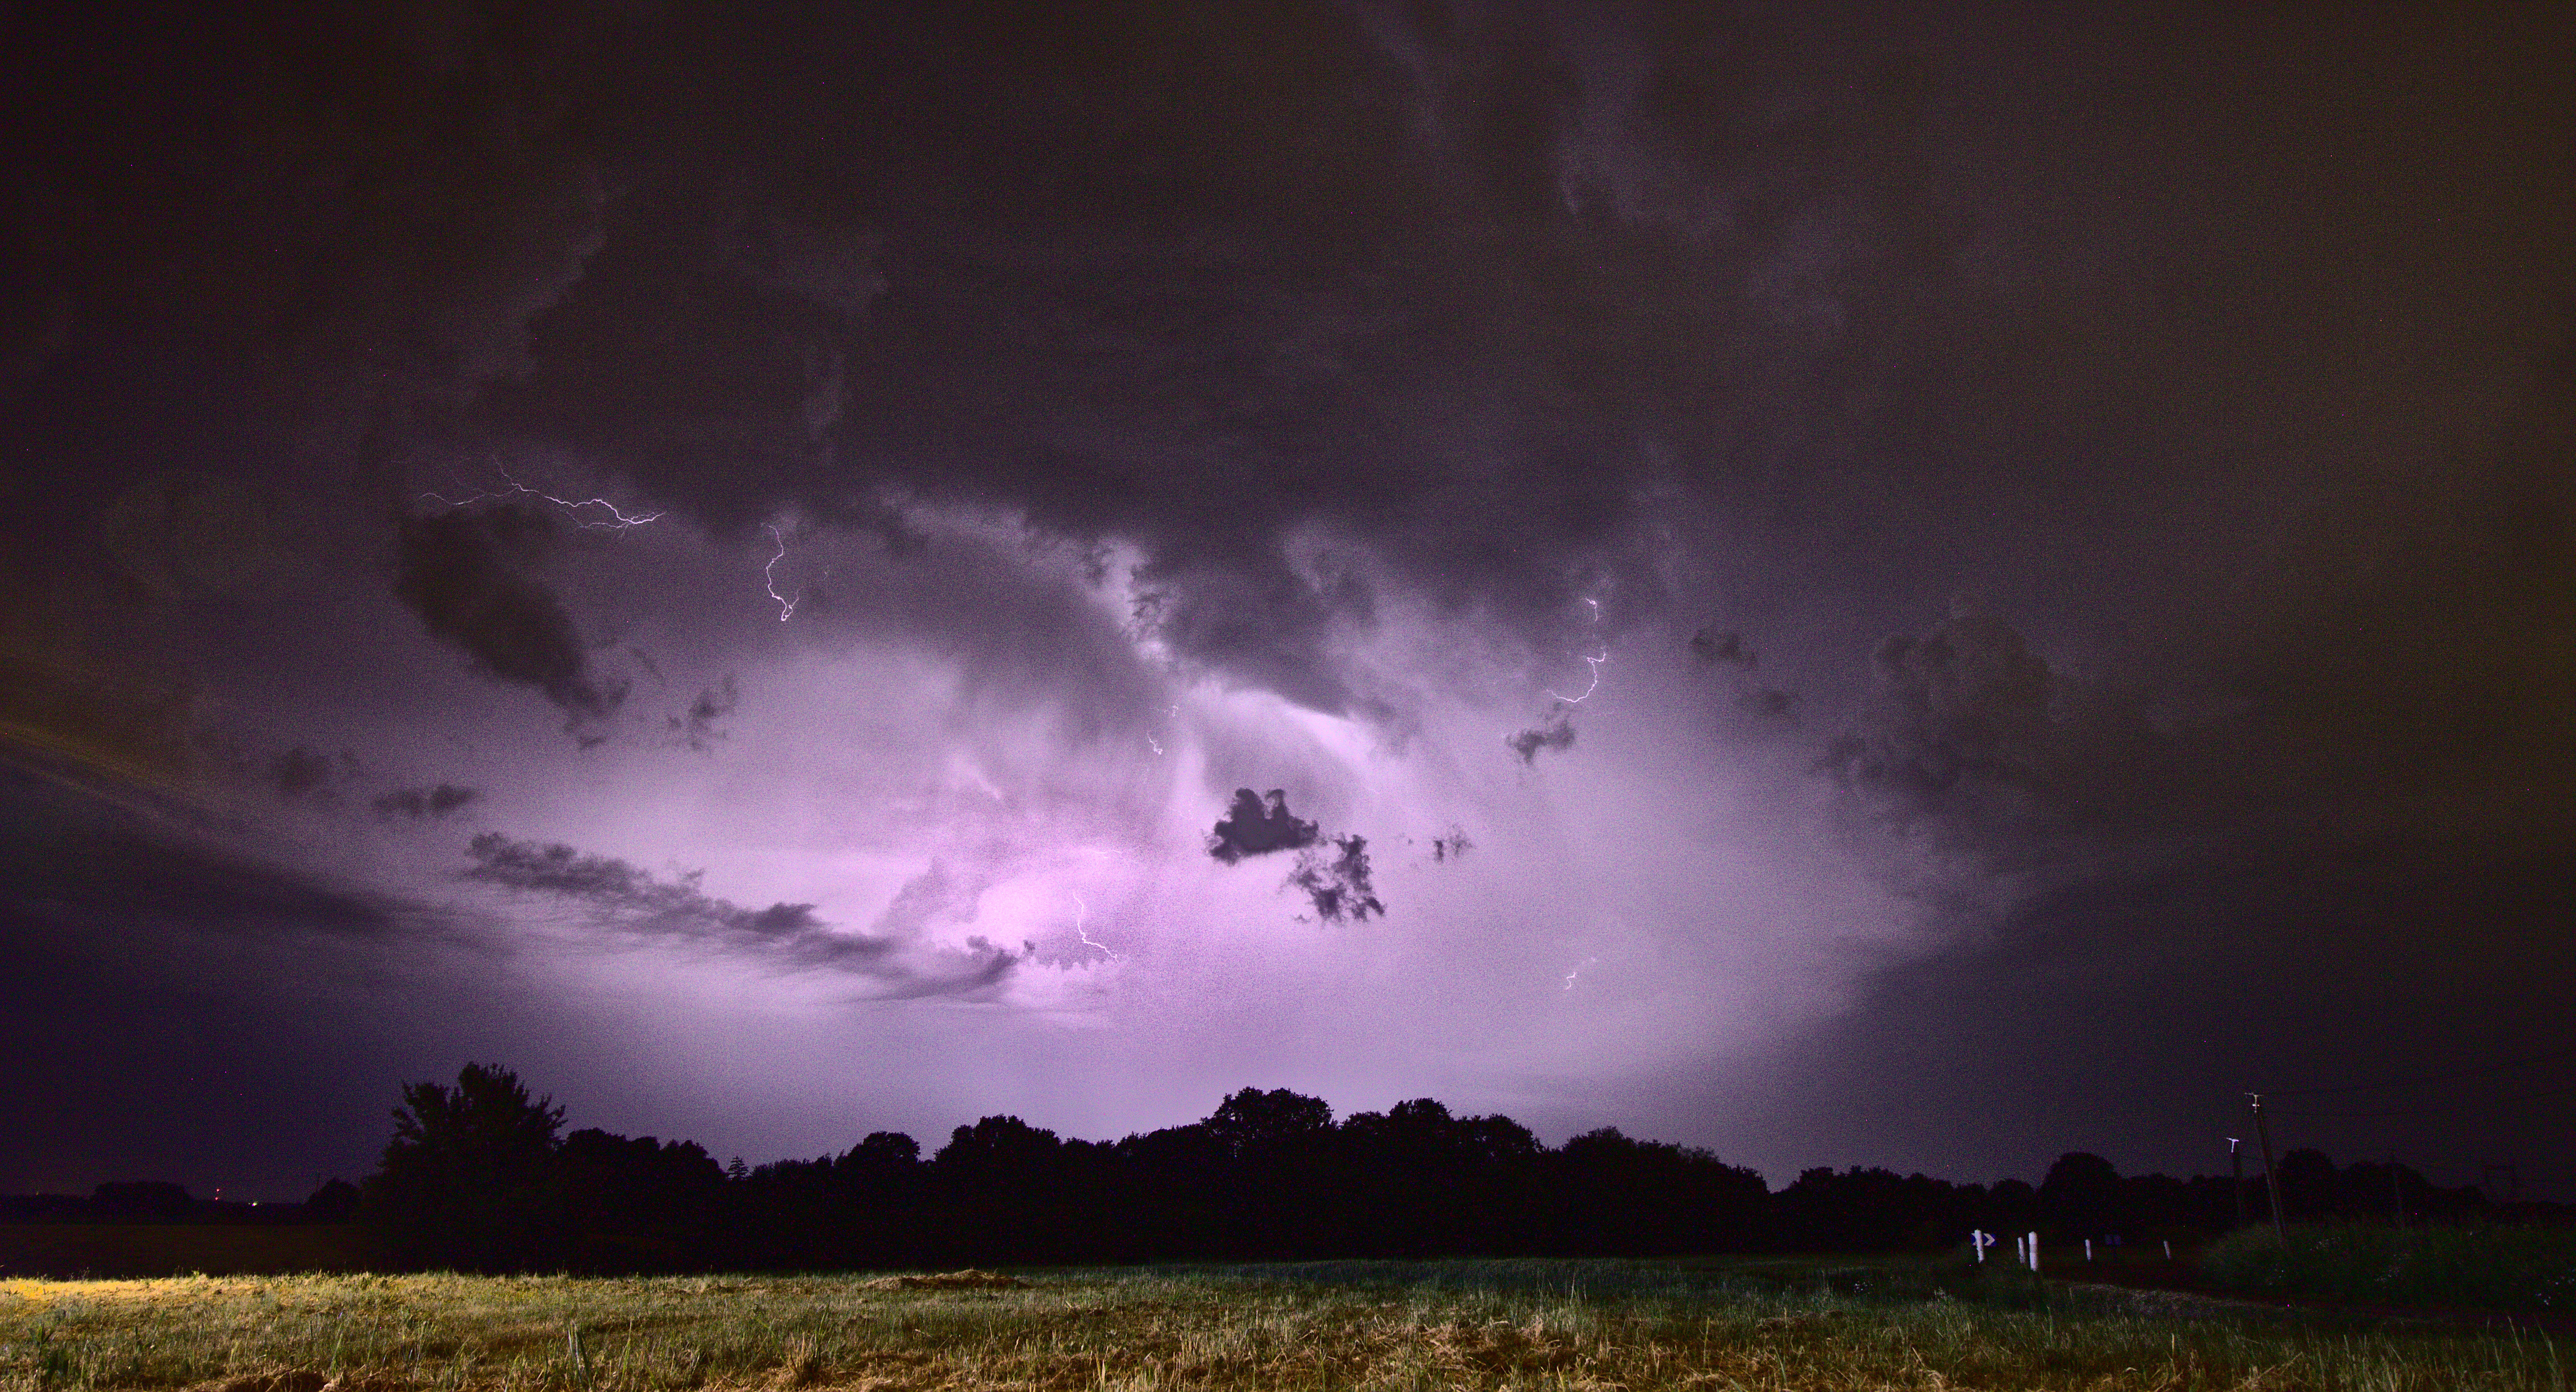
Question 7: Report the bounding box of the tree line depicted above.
[10,1064,2530,1271]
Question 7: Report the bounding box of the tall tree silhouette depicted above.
[368,1063,565,1270]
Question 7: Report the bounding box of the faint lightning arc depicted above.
[419,462,664,529]
[1547,649,1609,705]
[1070,893,1116,960]
[764,525,800,621]
[1545,596,1611,704]
[1563,955,1599,991]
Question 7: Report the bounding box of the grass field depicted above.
[2204,1226,2576,1314]
[3,1259,2569,1391]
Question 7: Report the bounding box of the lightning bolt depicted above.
[1544,596,1611,704]
[1069,893,1116,960]
[764,525,800,622]
[1547,649,1609,705]
[1563,955,1599,991]
[419,462,664,529]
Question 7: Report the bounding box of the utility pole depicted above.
[2228,1137,2246,1228]
[2249,1094,2285,1242]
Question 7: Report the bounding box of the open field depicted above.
[3,1259,2569,1392]
[0,1230,373,1282]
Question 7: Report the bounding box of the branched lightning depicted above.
[419,462,664,529]
[764,525,800,621]
[1544,597,1611,705]
[1070,893,1116,960]
[1547,648,1610,705]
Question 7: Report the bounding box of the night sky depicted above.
[3,2,2571,1204]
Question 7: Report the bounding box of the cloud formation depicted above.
[372,784,481,820]
[393,507,625,735]
[670,676,740,753]
[1206,788,1322,865]
[1507,713,1577,765]
[461,833,1014,996]
[1287,835,1384,924]
[1690,628,1756,668]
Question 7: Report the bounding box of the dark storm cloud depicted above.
[1288,835,1385,924]
[393,506,625,733]
[669,676,740,753]
[1506,712,1577,764]
[1740,688,1798,722]
[428,1,2048,711]
[1690,629,1755,668]
[265,745,350,804]
[0,756,450,947]
[464,832,858,960]
[4,0,2573,1194]
[462,833,1016,996]
[372,783,480,820]
[1206,790,1389,920]
[1815,604,2171,873]
[1207,788,1322,865]
[1725,834,2576,1183]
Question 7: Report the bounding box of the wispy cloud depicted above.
[462,833,1016,996]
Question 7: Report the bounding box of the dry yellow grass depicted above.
[0,1261,2567,1391]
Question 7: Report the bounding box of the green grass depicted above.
[2206,1225,2576,1314]
[0,1259,2566,1391]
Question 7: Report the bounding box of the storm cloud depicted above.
[372,783,481,821]
[1207,788,1323,865]
[2,0,2570,1199]
[1288,835,1385,925]
[394,507,624,733]
[462,833,1015,997]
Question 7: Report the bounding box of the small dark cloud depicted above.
[372,783,481,820]
[1739,687,1800,722]
[1431,826,1471,863]
[1691,628,1757,668]
[1207,788,1321,864]
[1507,713,1576,764]
[265,745,354,803]
[669,675,740,752]
[1288,835,1383,923]
[393,505,624,734]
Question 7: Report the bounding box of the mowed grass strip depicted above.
[2,1261,2570,1391]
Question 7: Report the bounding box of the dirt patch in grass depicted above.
[858,1269,1025,1290]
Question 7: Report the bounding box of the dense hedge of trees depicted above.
[14,1065,2527,1269]
[322,1064,2515,1273]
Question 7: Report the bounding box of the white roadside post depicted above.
[2027,1231,2040,1273]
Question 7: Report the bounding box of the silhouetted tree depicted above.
[300,1177,360,1223]
[367,1063,565,1271]
[2039,1152,2124,1237]
[1205,1087,1333,1159]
